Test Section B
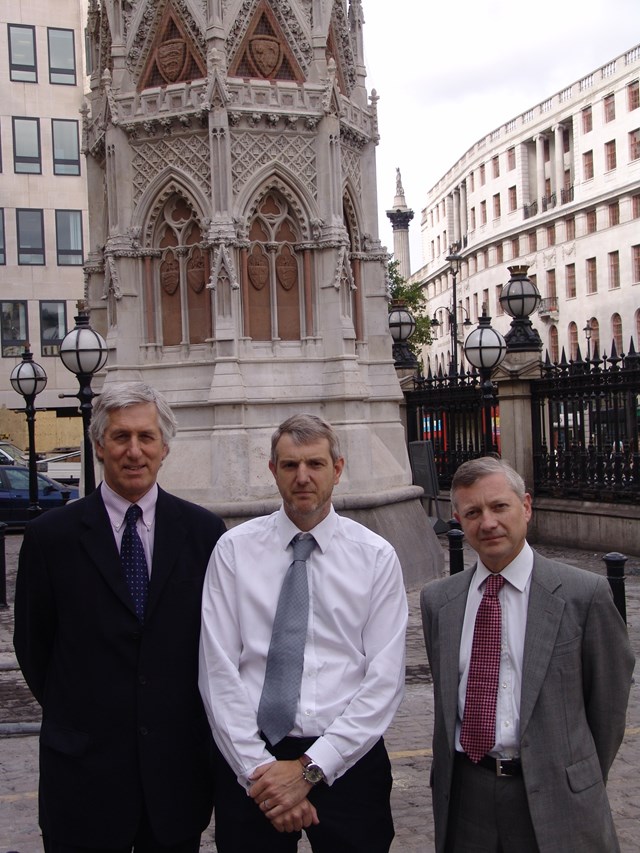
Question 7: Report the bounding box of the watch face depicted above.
[302,763,325,784]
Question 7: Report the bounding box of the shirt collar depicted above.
[101,481,158,531]
[275,504,337,554]
[473,540,534,593]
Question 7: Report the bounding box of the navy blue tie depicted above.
[121,504,149,622]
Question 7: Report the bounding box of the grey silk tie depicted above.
[257,533,316,746]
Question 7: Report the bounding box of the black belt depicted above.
[457,751,522,777]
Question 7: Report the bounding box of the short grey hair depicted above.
[270,414,342,464]
[89,382,177,449]
[450,457,526,511]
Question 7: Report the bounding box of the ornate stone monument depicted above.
[82,0,442,583]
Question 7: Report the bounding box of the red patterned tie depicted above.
[460,573,505,762]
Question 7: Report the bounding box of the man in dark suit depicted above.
[14,382,226,853]
[421,457,634,853]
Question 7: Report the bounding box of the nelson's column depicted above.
[82,0,441,583]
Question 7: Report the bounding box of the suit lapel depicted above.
[439,571,474,750]
[78,488,136,616]
[520,554,565,737]
[146,489,187,619]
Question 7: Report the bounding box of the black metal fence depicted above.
[531,342,640,502]
[405,369,501,490]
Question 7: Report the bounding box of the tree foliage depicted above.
[387,260,431,364]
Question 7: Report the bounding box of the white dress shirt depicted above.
[456,542,534,758]
[198,505,408,788]
[101,481,157,574]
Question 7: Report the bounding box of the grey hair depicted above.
[270,414,342,464]
[450,457,526,511]
[89,382,177,449]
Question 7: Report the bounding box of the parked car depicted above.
[0,465,79,529]
[0,441,48,472]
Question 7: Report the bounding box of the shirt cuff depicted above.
[304,736,346,786]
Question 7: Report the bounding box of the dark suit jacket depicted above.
[14,486,226,847]
[421,551,635,853]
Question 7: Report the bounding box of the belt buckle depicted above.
[496,758,515,777]
[495,758,507,777]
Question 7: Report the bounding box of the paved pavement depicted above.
[1,529,639,852]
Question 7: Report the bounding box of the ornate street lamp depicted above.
[10,347,48,519]
[388,300,418,369]
[59,302,108,496]
[499,265,542,352]
[464,311,507,455]
[583,319,593,361]
[445,243,463,374]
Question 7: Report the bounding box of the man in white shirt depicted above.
[421,457,634,853]
[199,413,408,852]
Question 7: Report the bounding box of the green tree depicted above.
[387,260,431,366]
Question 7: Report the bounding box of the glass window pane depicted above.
[40,301,67,356]
[1,301,28,357]
[52,119,80,175]
[0,210,5,265]
[17,209,45,265]
[13,117,41,174]
[48,28,76,85]
[55,210,83,265]
[8,25,37,83]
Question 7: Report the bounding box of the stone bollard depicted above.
[447,522,465,575]
[0,522,7,608]
[603,552,627,625]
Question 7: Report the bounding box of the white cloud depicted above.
[362,0,640,271]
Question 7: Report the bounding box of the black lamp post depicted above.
[444,244,463,374]
[10,348,48,519]
[499,265,542,352]
[59,302,108,496]
[388,300,418,369]
[583,320,593,361]
[463,311,507,455]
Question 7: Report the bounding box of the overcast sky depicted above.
[362,0,640,272]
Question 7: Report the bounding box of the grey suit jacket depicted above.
[421,551,635,853]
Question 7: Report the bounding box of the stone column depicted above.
[534,134,546,204]
[553,123,565,199]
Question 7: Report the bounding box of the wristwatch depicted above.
[299,754,325,785]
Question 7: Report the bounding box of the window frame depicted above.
[630,129,640,162]
[582,106,592,133]
[12,116,42,174]
[583,150,594,180]
[628,80,640,112]
[39,300,67,356]
[51,119,81,175]
[8,24,37,83]
[55,209,84,266]
[16,208,45,265]
[608,251,620,290]
[566,263,576,299]
[1,301,29,357]
[603,93,616,123]
[47,27,76,86]
[605,139,617,171]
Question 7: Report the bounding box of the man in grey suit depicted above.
[421,457,634,853]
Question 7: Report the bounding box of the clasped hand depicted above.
[249,759,320,833]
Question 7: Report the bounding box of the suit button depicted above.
[139,726,148,736]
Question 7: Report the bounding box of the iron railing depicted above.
[531,342,640,502]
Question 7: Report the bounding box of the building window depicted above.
[480,201,487,225]
[563,128,571,153]
[582,106,592,133]
[605,140,617,171]
[480,163,486,185]
[40,301,67,356]
[492,155,500,178]
[549,326,559,362]
[55,210,83,265]
[1,301,28,357]
[569,322,579,360]
[586,257,597,294]
[493,193,501,219]
[528,232,537,252]
[496,243,503,264]
[586,209,597,234]
[47,28,76,85]
[603,93,615,122]
[0,210,4,264]
[628,80,640,112]
[633,195,640,218]
[546,224,555,246]
[507,147,516,170]
[632,245,640,283]
[583,150,594,180]
[547,269,557,298]
[482,289,489,314]
[16,209,45,265]
[469,172,475,193]
[630,129,640,161]
[508,185,517,212]
[612,313,623,353]
[609,202,619,227]
[511,236,519,258]
[8,24,37,83]
[52,119,80,175]
[608,251,620,289]
[566,263,576,298]
[565,217,575,240]
[12,117,41,174]
[495,285,503,314]
[543,138,550,162]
